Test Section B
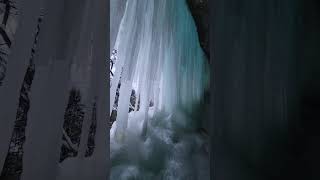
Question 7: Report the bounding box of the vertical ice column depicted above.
[90,0,109,178]
[161,35,179,113]
[0,0,44,170]
[72,0,95,159]
[21,0,69,179]
[145,0,164,114]
[114,81,131,141]
[110,0,138,114]
[110,0,127,54]
[114,0,155,140]
[20,67,49,179]
[22,60,71,180]
[22,0,97,179]
[135,0,157,137]
[160,0,208,113]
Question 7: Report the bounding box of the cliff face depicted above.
[186,0,209,59]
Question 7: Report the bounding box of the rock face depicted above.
[211,0,320,179]
[186,0,209,59]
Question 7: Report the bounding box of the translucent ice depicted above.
[110,0,209,140]
[110,0,210,179]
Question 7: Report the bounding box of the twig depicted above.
[62,129,78,151]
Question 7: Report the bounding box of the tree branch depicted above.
[2,0,9,25]
[0,26,11,47]
[62,129,78,151]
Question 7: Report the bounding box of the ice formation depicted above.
[111,0,209,141]
[110,0,210,179]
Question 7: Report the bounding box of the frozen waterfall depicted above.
[111,0,209,141]
[110,0,210,179]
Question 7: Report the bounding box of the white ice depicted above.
[110,0,210,179]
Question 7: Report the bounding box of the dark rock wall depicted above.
[186,0,209,59]
[210,0,320,179]
[296,0,320,178]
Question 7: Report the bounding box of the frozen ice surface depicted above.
[110,0,210,179]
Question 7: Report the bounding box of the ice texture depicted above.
[110,0,209,141]
[110,0,210,179]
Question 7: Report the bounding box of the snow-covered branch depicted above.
[62,129,78,151]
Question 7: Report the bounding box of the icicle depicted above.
[110,0,127,54]
[114,80,131,142]
[110,0,138,114]
[89,0,109,178]
[110,0,210,178]
[111,0,209,140]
